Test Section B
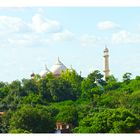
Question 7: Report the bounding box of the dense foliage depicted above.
[0,69,140,133]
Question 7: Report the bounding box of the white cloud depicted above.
[8,38,32,47]
[0,12,66,48]
[97,21,120,30]
[0,16,27,33]
[30,13,61,33]
[0,13,62,34]
[0,12,115,49]
[51,30,75,42]
[7,33,49,47]
[111,30,140,44]
[79,34,99,47]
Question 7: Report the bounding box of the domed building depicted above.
[32,57,67,78]
[50,57,67,76]
[39,65,50,78]
[31,47,110,80]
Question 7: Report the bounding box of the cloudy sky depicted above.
[0,7,140,82]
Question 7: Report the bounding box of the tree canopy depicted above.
[0,70,140,133]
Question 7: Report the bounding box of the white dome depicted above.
[39,65,50,78]
[50,57,67,76]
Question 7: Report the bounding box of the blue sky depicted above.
[0,7,140,82]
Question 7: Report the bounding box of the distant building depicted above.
[134,130,140,133]
[56,122,72,133]
[50,57,67,77]
[31,57,67,78]
[31,47,110,79]
[0,112,5,116]
[39,65,50,78]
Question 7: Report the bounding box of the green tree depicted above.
[81,71,104,101]
[87,70,106,86]
[56,105,78,126]
[47,77,75,102]
[22,79,38,95]
[21,93,46,106]
[9,128,31,133]
[0,83,9,100]
[105,75,121,91]
[0,109,13,133]
[81,78,96,100]
[122,72,132,83]
[60,69,83,99]
[8,80,25,97]
[97,90,128,109]
[127,91,140,115]
[74,108,140,133]
[38,78,52,102]
[9,105,55,133]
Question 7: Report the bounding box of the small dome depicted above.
[50,57,67,76]
[31,72,35,78]
[39,65,50,78]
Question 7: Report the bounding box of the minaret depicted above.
[103,46,110,80]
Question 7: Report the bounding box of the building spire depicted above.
[103,46,110,80]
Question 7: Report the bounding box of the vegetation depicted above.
[0,69,140,133]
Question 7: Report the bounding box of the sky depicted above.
[1,7,140,82]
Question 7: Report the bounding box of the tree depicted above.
[97,90,128,109]
[127,76,140,92]
[81,78,96,100]
[81,71,104,101]
[74,108,140,133]
[123,72,132,83]
[9,128,31,133]
[0,83,9,99]
[8,80,25,97]
[0,109,13,133]
[87,70,106,86]
[1,69,140,133]
[56,105,78,127]
[47,77,76,102]
[105,75,121,91]
[1,94,20,111]
[127,91,140,115]
[38,78,52,102]
[22,79,38,95]
[60,69,83,99]
[21,93,46,106]
[9,105,55,133]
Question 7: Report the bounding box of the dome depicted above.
[39,65,50,78]
[31,72,35,78]
[50,57,67,76]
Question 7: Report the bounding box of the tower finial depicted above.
[104,45,109,52]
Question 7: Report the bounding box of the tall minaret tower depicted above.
[103,46,110,80]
